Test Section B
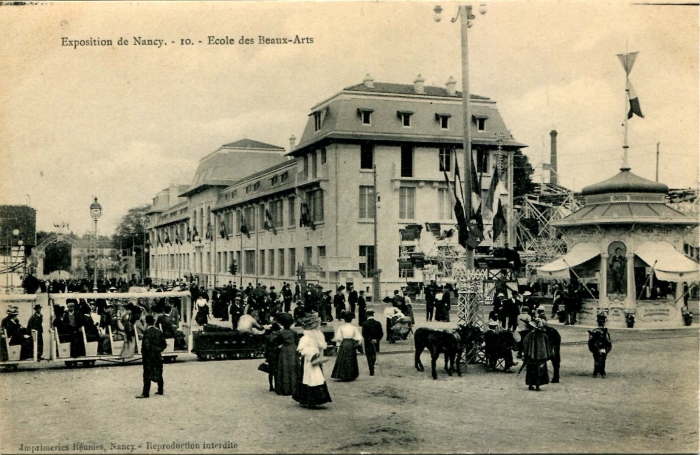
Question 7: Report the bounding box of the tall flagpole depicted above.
[460,4,474,270]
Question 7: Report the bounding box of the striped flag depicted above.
[617,52,644,119]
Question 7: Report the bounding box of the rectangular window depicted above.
[440,116,449,129]
[477,118,486,131]
[289,248,296,277]
[400,145,413,177]
[269,249,275,276]
[399,260,415,278]
[439,148,451,172]
[259,204,265,231]
[206,252,211,273]
[399,187,416,219]
[217,252,221,273]
[236,251,241,274]
[236,210,241,233]
[359,245,375,278]
[244,206,255,231]
[476,149,488,173]
[245,250,255,275]
[314,112,322,131]
[318,246,326,259]
[278,249,285,276]
[307,189,324,222]
[260,250,265,275]
[311,151,318,178]
[288,196,296,227]
[272,200,283,227]
[399,112,412,127]
[360,143,374,170]
[305,247,313,265]
[359,186,375,219]
[321,148,327,164]
[303,154,309,179]
[223,251,228,274]
[438,188,453,219]
[361,111,372,125]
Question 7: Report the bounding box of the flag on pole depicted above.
[187,227,191,243]
[443,164,469,250]
[626,80,644,119]
[617,51,644,119]
[240,216,250,239]
[485,166,500,214]
[492,199,507,241]
[264,209,277,235]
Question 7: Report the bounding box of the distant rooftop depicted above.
[221,138,285,151]
[343,82,490,100]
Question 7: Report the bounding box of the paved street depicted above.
[0,307,697,454]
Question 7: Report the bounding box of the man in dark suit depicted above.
[361,309,384,376]
[136,315,167,398]
[27,304,44,360]
[357,290,367,326]
[348,285,358,319]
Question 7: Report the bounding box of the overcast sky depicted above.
[1,1,697,235]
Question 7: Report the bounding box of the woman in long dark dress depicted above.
[330,312,363,381]
[522,319,555,391]
[274,313,299,396]
[264,323,281,391]
[292,315,332,408]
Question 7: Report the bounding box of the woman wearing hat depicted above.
[330,311,363,382]
[521,320,555,391]
[271,313,299,396]
[292,315,332,408]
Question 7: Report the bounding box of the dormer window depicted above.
[253,182,260,191]
[473,114,488,131]
[271,176,278,186]
[357,108,374,125]
[280,172,288,183]
[311,107,328,132]
[436,113,451,130]
[397,110,413,127]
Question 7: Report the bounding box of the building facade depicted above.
[147,76,526,299]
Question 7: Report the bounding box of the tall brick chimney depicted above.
[550,130,558,185]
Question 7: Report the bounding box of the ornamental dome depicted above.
[581,169,668,196]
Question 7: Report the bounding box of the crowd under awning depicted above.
[537,243,601,279]
[635,241,700,283]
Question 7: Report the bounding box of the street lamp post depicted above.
[434,3,486,270]
[90,197,102,292]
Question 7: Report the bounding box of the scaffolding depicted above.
[514,184,582,282]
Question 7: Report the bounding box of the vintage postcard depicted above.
[0,1,697,454]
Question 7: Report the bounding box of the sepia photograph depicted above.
[0,1,698,453]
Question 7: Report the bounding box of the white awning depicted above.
[537,243,601,279]
[635,241,700,283]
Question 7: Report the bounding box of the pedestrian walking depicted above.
[361,309,383,376]
[357,290,368,326]
[331,311,363,381]
[521,320,554,391]
[136,315,167,398]
[292,315,332,409]
[272,313,299,396]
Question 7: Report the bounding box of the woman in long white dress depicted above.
[292,315,332,408]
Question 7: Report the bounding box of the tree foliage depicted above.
[112,204,150,271]
[513,149,536,198]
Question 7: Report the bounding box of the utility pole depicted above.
[655,142,660,182]
[372,164,381,303]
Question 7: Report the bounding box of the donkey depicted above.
[414,323,483,380]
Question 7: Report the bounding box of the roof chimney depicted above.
[363,73,374,88]
[550,130,558,186]
[445,76,457,95]
[289,134,297,151]
[413,74,425,94]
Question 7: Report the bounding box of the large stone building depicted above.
[147,76,525,299]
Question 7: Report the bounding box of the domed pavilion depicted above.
[537,165,699,328]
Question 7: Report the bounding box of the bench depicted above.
[81,326,99,357]
[54,328,71,358]
[108,326,124,356]
[2,327,21,361]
